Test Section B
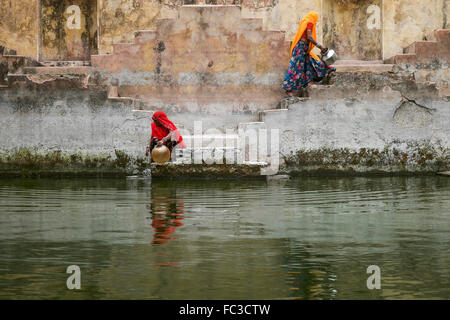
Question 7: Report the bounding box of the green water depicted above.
[0,176,449,299]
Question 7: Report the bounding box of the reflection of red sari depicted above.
[151,111,186,148]
[151,196,185,246]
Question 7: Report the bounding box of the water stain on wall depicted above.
[40,0,98,61]
[0,0,38,58]
[323,0,382,60]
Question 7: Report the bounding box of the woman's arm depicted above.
[157,131,174,146]
[146,135,153,156]
[306,30,328,53]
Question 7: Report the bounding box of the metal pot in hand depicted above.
[321,49,338,66]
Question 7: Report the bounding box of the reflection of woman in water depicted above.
[149,187,185,246]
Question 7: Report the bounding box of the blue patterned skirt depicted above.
[282,40,327,91]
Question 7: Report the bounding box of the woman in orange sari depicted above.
[282,12,335,96]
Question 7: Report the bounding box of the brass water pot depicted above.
[151,145,171,164]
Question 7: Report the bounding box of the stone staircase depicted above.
[88,5,288,174]
[240,29,450,169]
[90,5,289,127]
[334,59,393,73]
[384,29,450,66]
[3,58,148,110]
[0,46,42,86]
[2,17,447,176]
[383,29,449,98]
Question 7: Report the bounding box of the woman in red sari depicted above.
[145,111,186,159]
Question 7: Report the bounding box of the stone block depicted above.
[241,18,263,31]
[404,41,440,64]
[385,53,416,65]
[134,30,157,44]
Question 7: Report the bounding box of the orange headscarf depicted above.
[290,11,320,61]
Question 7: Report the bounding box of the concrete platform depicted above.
[335,64,394,73]
[334,60,383,65]
[23,66,92,75]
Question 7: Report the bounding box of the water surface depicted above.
[0,176,449,299]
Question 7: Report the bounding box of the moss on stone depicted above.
[281,144,449,174]
[0,147,140,177]
[150,163,264,178]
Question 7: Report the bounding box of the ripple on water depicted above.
[0,176,449,299]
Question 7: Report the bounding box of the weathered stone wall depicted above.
[0,0,39,59]
[97,0,179,54]
[261,72,450,175]
[383,0,448,59]
[0,70,448,176]
[0,78,151,176]
[323,0,382,60]
[92,5,290,131]
[96,0,320,55]
[1,0,448,60]
[241,0,322,46]
[40,0,98,61]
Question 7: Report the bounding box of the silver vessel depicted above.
[321,49,338,66]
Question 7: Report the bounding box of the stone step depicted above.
[107,97,143,108]
[384,53,416,65]
[404,41,440,63]
[6,73,29,86]
[439,84,450,97]
[155,18,175,36]
[434,29,450,46]
[404,41,437,54]
[241,18,263,31]
[259,108,288,122]
[131,109,154,117]
[334,60,383,65]
[149,160,269,177]
[107,85,119,98]
[335,64,393,73]
[23,66,92,75]
[169,159,269,166]
[385,29,450,66]
[423,30,438,41]
[276,96,310,109]
[1,55,41,73]
[238,122,267,131]
[134,30,157,44]
[2,54,34,59]
[112,43,140,55]
[173,147,242,165]
[91,54,112,67]
[181,134,240,148]
[39,60,90,67]
[0,47,17,55]
[173,143,270,164]
[423,29,450,43]
[5,72,97,89]
[435,29,450,62]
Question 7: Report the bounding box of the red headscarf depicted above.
[151,111,186,148]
